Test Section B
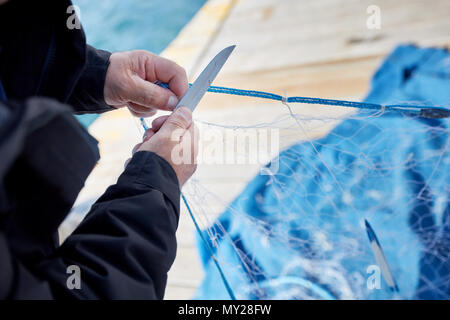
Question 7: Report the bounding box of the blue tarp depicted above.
[195,45,450,299]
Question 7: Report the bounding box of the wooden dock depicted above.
[60,0,450,299]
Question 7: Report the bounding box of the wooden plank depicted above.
[193,0,450,76]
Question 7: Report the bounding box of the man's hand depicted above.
[104,50,189,117]
[129,107,198,187]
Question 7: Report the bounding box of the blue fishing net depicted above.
[192,45,450,299]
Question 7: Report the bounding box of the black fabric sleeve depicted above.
[1,151,181,299]
[68,45,114,114]
[0,232,54,299]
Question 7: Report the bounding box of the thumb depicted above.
[130,77,179,110]
[158,107,192,137]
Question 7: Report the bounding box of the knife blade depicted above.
[365,219,399,292]
[174,45,235,112]
[140,46,235,130]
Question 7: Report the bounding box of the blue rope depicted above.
[208,85,283,101]
[208,85,450,118]
[155,82,450,118]
[181,193,236,300]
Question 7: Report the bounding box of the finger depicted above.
[129,110,157,118]
[128,102,157,118]
[146,55,189,98]
[112,103,128,109]
[151,115,170,132]
[130,76,179,111]
[143,129,155,141]
[132,143,143,154]
[157,106,192,138]
[129,108,156,119]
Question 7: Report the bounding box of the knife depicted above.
[174,45,235,112]
[365,219,399,292]
[140,45,235,130]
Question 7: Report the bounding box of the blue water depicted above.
[73,0,207,126]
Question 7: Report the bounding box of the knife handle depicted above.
[154,81,194,111]
[155,81,193,90]
[154,81,170,89]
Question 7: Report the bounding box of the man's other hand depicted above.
[129,107,198,187]
[104,50,189,117]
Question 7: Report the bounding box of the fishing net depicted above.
[176,45,450,300]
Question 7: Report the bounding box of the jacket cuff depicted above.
[119,151,181,213]
[70,45,113,114]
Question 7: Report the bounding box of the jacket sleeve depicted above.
[1,151,181,299]
[68,45,114,114]
[0,233,54,299]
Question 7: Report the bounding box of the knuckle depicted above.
[142,91,157,106]
[143,110,157,118]
[169,116,189,129]
[129,109,141,118]
[131,79,161,108]
[177,64,187,77]
[138,49,151,55]
[134,50,154,60]
[160,133,173,143]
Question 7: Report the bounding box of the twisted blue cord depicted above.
[155,82,449,118]
[208,85,450,118]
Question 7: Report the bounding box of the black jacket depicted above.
[0,0,180,299]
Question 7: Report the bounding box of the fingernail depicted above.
[168,96,178,109]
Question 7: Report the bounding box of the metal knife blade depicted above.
[365,219,399,292]
[174,45,235,112]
